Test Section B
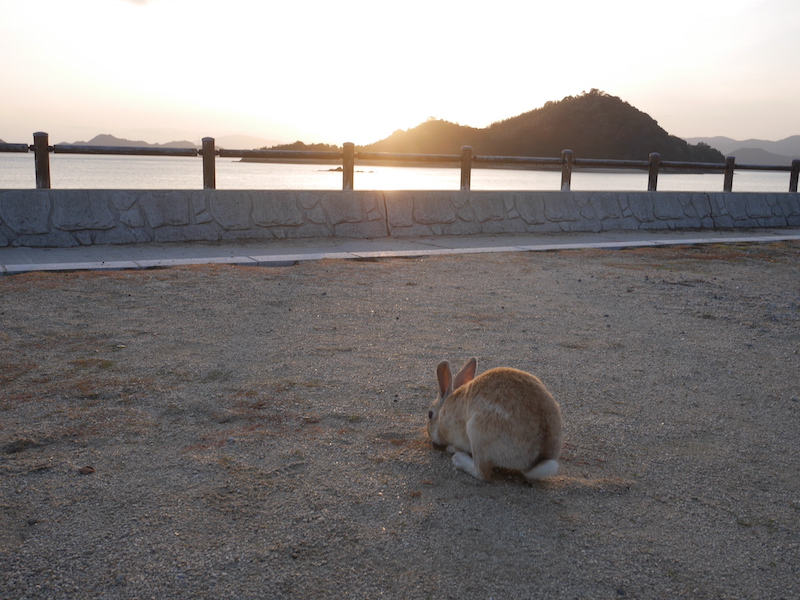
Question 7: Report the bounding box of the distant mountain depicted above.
[60,133,281,150]
[684,135,800,162]
[68,134,198,149]
[360,90,724,162]
[725,147,795,167]
[683,136,741,155]
[767,135,800,157]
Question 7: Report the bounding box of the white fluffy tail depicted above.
[524,459,559,481]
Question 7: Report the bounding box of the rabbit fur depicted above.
[427,358,562,482]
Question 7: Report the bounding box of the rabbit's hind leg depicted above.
[524,459,559,481]
[452,451,493,481]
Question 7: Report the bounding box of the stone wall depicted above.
[1,189,798,247]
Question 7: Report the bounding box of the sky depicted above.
[1,0,799,147]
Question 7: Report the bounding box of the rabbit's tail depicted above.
[524,459,559,481]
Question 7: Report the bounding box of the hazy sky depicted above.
[1,0,798,146]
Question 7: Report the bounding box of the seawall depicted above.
[1,189,799,248]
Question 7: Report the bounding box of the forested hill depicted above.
[359,90,724,162]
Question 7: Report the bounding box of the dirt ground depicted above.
[1,241,799,599]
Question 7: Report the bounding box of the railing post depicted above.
[790,159,800,193]
[648,152,660,191]
[342,142,354,191]
[460,146,472,191]
[561,149,573,191]
[32,132,51,189]
[723,156,735,192]
[202,137,216,190]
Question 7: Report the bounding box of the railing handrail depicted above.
[723,163,794,172]
[659,160,728,170]
[573,157,650,170]
[2,133,799,193]
[474,155,563,167]
[0,143,30,153]
[356,151,461,163]
[218,148,341,160]
[53,144,198,157]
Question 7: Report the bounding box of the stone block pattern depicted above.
[0,189,798,247]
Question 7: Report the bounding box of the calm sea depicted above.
[0,153,794,193]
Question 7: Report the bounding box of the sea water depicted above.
[0,152,794,193]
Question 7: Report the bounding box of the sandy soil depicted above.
[1,241,799,599]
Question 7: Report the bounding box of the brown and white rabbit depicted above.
[427,358,562,482]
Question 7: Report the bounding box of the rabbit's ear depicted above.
[453,357,477,391]
[437,361,452,398]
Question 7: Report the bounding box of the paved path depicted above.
[2,228,800,274]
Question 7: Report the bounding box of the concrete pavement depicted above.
[2,228,800,275]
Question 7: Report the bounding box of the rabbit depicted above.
[426,357,562,482]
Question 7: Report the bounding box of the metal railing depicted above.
[1,132,798,193]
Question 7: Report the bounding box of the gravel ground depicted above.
[1,241,799,599]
